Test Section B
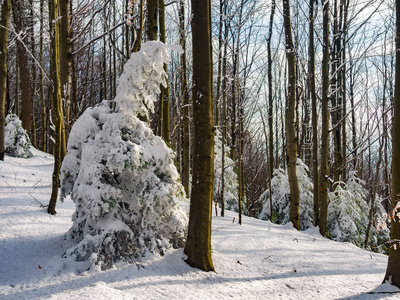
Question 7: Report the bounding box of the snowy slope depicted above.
[1,148,399,299]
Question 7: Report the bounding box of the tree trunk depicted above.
[147,0,158,41]
[159,0,170,146]
[48,0,66,215]
[267,0,276,214]
[220,6,229,217]
[309,0,319,225]
[282,0,300,230]
[184,0,215,272]
[0,0,11,161]
[319,0,330,236]
[12,0,33,136]
[132,0,144,53]
[179,0,190,197]
[384,0,400,287]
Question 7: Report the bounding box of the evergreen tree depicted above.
[60,42,188,269]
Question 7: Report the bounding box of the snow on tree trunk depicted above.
[60,42,187,269]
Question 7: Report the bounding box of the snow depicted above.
[1,149,400,299]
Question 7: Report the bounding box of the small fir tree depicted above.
[4,114,32,158]
[213,130,238,212]
[258,159,314,230]
[60,42,188,269]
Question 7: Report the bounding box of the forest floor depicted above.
[1,147,400,299]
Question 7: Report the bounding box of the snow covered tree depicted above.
[214,130,238,212]
[60,42,188,269]
[327,172,389,250]
[4,114,32,158]
[258,159,314,230]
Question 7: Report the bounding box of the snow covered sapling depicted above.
[213,130,238,212]
[60,42,188,269]
[327,172,389,250]
[4,114,32,158]
[258,159,314,230]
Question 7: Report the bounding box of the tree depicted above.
[184,0,215,271]
[384,0,400,287]
[282,0,300,230]
[12,0,33,138]
[318,0,330,236]
[179,0,190,197]
[0,0,11,161]
[309,0,319,225]
[48,0,66,215]
[159,0,171,146]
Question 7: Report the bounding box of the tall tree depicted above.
[179,0,190,197]
[48,0,66,215]
[282,0,300,230]
[12,0,33,137]
[383,0,400,287]
[319,0,330,236]
[0,0,11,161]
[184,0,215,271]
[267,0,276,219]
[159,0,171,146]
[309,0,319,225]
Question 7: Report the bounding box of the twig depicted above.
[29,193,48,208]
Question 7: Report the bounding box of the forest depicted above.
[1,0,400,296]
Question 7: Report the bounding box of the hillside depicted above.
[0,148,399,299]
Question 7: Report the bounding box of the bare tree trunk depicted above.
[0,0,11,161]
[184,0,215,272]
[12,0,33,136]
[384,0,400,285]
[283,0,300,230]
[220,6,229,217]
[159,0,170,146]
[309,0,319,225]
[267,0,276,213]
[179,0,190,197]
[132,0,144,53]
[319,0,330,236]
[48,0,66,215]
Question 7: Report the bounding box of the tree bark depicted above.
[159,0,170,146]
[267,0,276,214]
[0,0,11,161]
[319,0,330,236]
[179,0,190,197]
[12,0,33,136]
[384,0,400,287]
[309,0,319,225]
[282,0,300,230]
[184,0,215,272]
[48,0,66,215]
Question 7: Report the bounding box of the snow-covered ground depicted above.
[1,148,399,299]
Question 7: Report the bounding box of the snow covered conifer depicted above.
[327,172,389,250]
[257,159,314,230]
[60,42,188,269]
[213,130,238,212]
[4,114,32,158]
